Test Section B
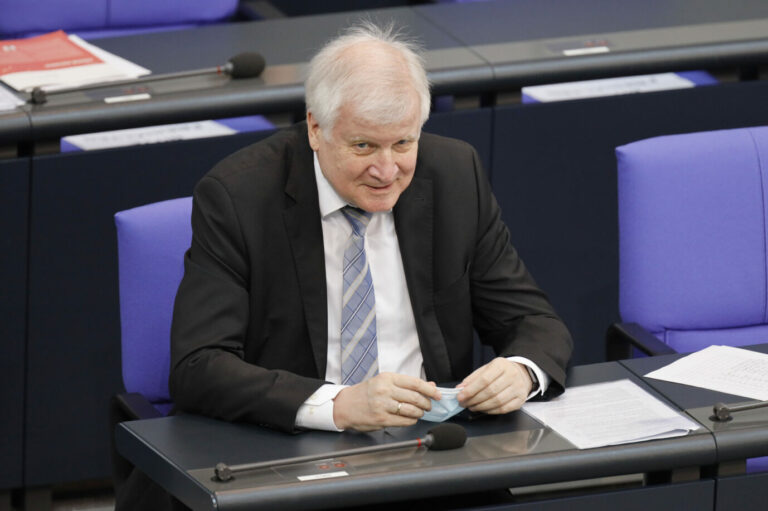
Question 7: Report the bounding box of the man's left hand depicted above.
[456,358,533,414]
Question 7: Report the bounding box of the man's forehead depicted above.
[335,104,421,137]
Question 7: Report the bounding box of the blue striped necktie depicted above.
[340,206,379,385]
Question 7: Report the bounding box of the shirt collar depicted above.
[313,152,348,219]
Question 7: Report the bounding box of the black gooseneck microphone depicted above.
[28,51,266,104]
[213,423,468,483]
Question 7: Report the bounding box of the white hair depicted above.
[304,21,431,137]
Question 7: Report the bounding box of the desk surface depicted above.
[5,0,768,144]
[620,343,768,464]
[116,361,717,511]
[418,0,768,87]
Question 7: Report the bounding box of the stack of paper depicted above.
[523,379,700,449]
[645,345,768,400]
[0,30,149,92]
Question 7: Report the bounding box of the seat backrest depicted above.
[616,126,768,353]
[114,197,192,411]
[0,0,238,39]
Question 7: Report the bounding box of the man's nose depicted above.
[370,150,398,181]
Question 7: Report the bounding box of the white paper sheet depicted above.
[645,345,768,400]
[522,73,695,103]
[523,379,699,449]
[0,85,24,111]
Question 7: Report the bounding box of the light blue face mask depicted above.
[421,387,465,422]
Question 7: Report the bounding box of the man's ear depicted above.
[306,111,321,151]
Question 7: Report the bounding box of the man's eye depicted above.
[355,142,369,149]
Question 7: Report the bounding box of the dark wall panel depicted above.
[425,107,493,176]
[25,130,275,485]
[0,158,28,490]
[493,80,768,366]
[716,472,768,511]
[512,480,714,511]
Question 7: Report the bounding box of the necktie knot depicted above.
[341,206,372,237]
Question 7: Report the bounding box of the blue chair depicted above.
[111,196,191,506]
[0,0,239,40]
[113,196,192,419]
[608,126,768,472]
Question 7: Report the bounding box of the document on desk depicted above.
[645,345,768,400]
[523,379,699,449]
[0,30,149,92]
[0,85,23,111]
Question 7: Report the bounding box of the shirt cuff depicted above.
[295,384,348,432]
[506,356,550,400]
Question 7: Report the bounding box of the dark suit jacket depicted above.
[170,122,572,432]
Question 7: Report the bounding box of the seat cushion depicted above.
[617,127,768,335]
[0,0,238,38]
[115,197,192,403]
[748,456,768,473]
[652,324,768,354]
[109,0,238,27]
[0,1,107,37]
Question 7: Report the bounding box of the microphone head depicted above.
[711,402,732,422]
[426,423,467,451]
[214,462,233,482]
[226,52,266,79]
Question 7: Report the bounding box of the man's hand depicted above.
[456,358,533,414]
[333,373,441,431]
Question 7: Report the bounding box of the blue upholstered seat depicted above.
[0,0,238,40]
[114,196,192,417]
[617,127,768,353]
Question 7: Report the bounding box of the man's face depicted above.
[307,101,421,213]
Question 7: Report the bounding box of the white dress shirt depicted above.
[295,153,548,431]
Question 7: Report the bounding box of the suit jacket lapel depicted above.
[394,177,453,383]
[281,127,453,382]
[283,135,328,379]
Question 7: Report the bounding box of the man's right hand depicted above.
[332,373,441,431]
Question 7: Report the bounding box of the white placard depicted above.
[523,73,696,103]
[297,471,348,482]
[62,120,236,151]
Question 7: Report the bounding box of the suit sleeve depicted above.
[468,149,573,397]
[169,175,324,431]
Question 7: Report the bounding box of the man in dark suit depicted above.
[169,22,572,434]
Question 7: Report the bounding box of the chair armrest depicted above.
[114,392,163,421]
[606,322,677,360]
